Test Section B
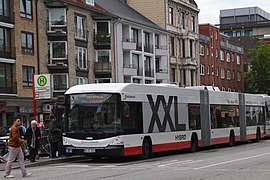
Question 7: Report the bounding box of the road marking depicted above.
[194,152,270,170]
[158,160,193,167]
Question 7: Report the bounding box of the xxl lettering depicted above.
[147,95,184,133]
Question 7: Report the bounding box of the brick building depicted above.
[199,24,244,92]
[0,0,39,127]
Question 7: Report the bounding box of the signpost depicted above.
[32,74,52,120]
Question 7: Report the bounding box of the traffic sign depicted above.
[34,74,52,99]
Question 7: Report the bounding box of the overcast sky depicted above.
[196,0,270,25]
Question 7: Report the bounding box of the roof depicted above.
[95,0,163,31]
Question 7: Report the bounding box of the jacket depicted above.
[8,125,21,148]
[24,127,41,149]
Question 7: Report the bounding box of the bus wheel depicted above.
[255,128,261,142]
[190,134,198,152]
[141,138,152,159]
[229,131,235,147]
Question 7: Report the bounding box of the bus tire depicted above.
[255,127,261,142]
[229,131,235,147]
[190,133,198,152]
[141,137,152,159]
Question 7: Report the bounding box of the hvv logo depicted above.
[147,95,185,133]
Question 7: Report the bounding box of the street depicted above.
[4,139,270,180]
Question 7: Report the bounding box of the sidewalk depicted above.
[0,156,86,171]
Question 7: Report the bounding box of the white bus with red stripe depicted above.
[63,83,268,158]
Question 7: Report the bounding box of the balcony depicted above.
[94,33,111,44]
[136,42,142,51]
[123,65,143,76]
[156,69,169,80]
[75,29,88,41]
[145,69,154,77]
[0,46,16,59]
[94,62,112,74]
[155,45,168,56]
[0,10,14,24]
[144,44,153,54]
[47,21,67,36]
[0,82,17,95]
[122,38,136,50]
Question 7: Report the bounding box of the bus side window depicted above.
[121,102,143,134]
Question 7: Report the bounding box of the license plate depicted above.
[84,148,95,153]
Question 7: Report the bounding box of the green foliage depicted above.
[245,41,270,95]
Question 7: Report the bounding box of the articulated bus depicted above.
[63,83,269,159]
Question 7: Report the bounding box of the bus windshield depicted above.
[65,93,121,139]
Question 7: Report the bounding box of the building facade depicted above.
[0,0,39,128]
[220,7,270,38]
[199,24,244,92]
[96,0,169,84]
[127,0,200,86]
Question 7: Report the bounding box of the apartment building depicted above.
[96,0,169,84]
[127,0,200,86]
[199,24,244,92]
[36,0,114,123]
[0,0,39,127]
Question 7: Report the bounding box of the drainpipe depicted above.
[113,18,122,83]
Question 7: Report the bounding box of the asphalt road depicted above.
[4,140,270,180]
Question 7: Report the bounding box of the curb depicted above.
[0,156,86,171]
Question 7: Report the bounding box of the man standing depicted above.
[4,117,32,178]
[24,120,41,162]
[49,118,62,158]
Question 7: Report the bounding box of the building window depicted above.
[53,74,68,91]
[95,50,111,62]
[21,32,33,54]
[232,70,235,79]
[76,47,87,69]
[86,0,94,6]
[199,44,204,56]
[216,67,219,76]
[207,65,210,75]
[220,50,224,61]
[0,63,11,88]
[0,27,11,52]
[238,72,241,81]
[192,16,195,32]
[216,49,218,58]
[181,12,185,29]
[168,7,174,25]
[143,31,150,52]
[206,47,209,55]
[221,68,225,79]
[182,39,185,58]
[237,55,240,65]
[170,37,175,56]
[215,31,218,40]
[20,0,32,19]
[76,77,88,85]
[200,64,205,75]
[22,66,34,87]
[0,0,10,17]
[155,34,159,49]
[226,52,230,62]
[49,41,67,60]
[212,66,214,75]
[131,28,138,43]
[95,78,111,83]
[227,70,231,80]
[190,40,193,58]
[75,16,86,40]
[171,67,176,82]
[232,53,234,62]
[48,8,66,27]
[131,53,139,69]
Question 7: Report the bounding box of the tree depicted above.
[245,41,270,95]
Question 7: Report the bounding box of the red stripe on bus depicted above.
[235,135,241,142]
[124,146,142,156]
[211,137,229,145]
[246,133,256,140]
[152,141,190,153]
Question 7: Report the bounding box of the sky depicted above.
[196,0,270,25]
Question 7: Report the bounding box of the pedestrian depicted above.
[24,120,41,162]
[49,118,62,158]
[4,117,32,178]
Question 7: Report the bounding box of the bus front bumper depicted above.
[64,145,124,157]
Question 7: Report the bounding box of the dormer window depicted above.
[86,0,94,6]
